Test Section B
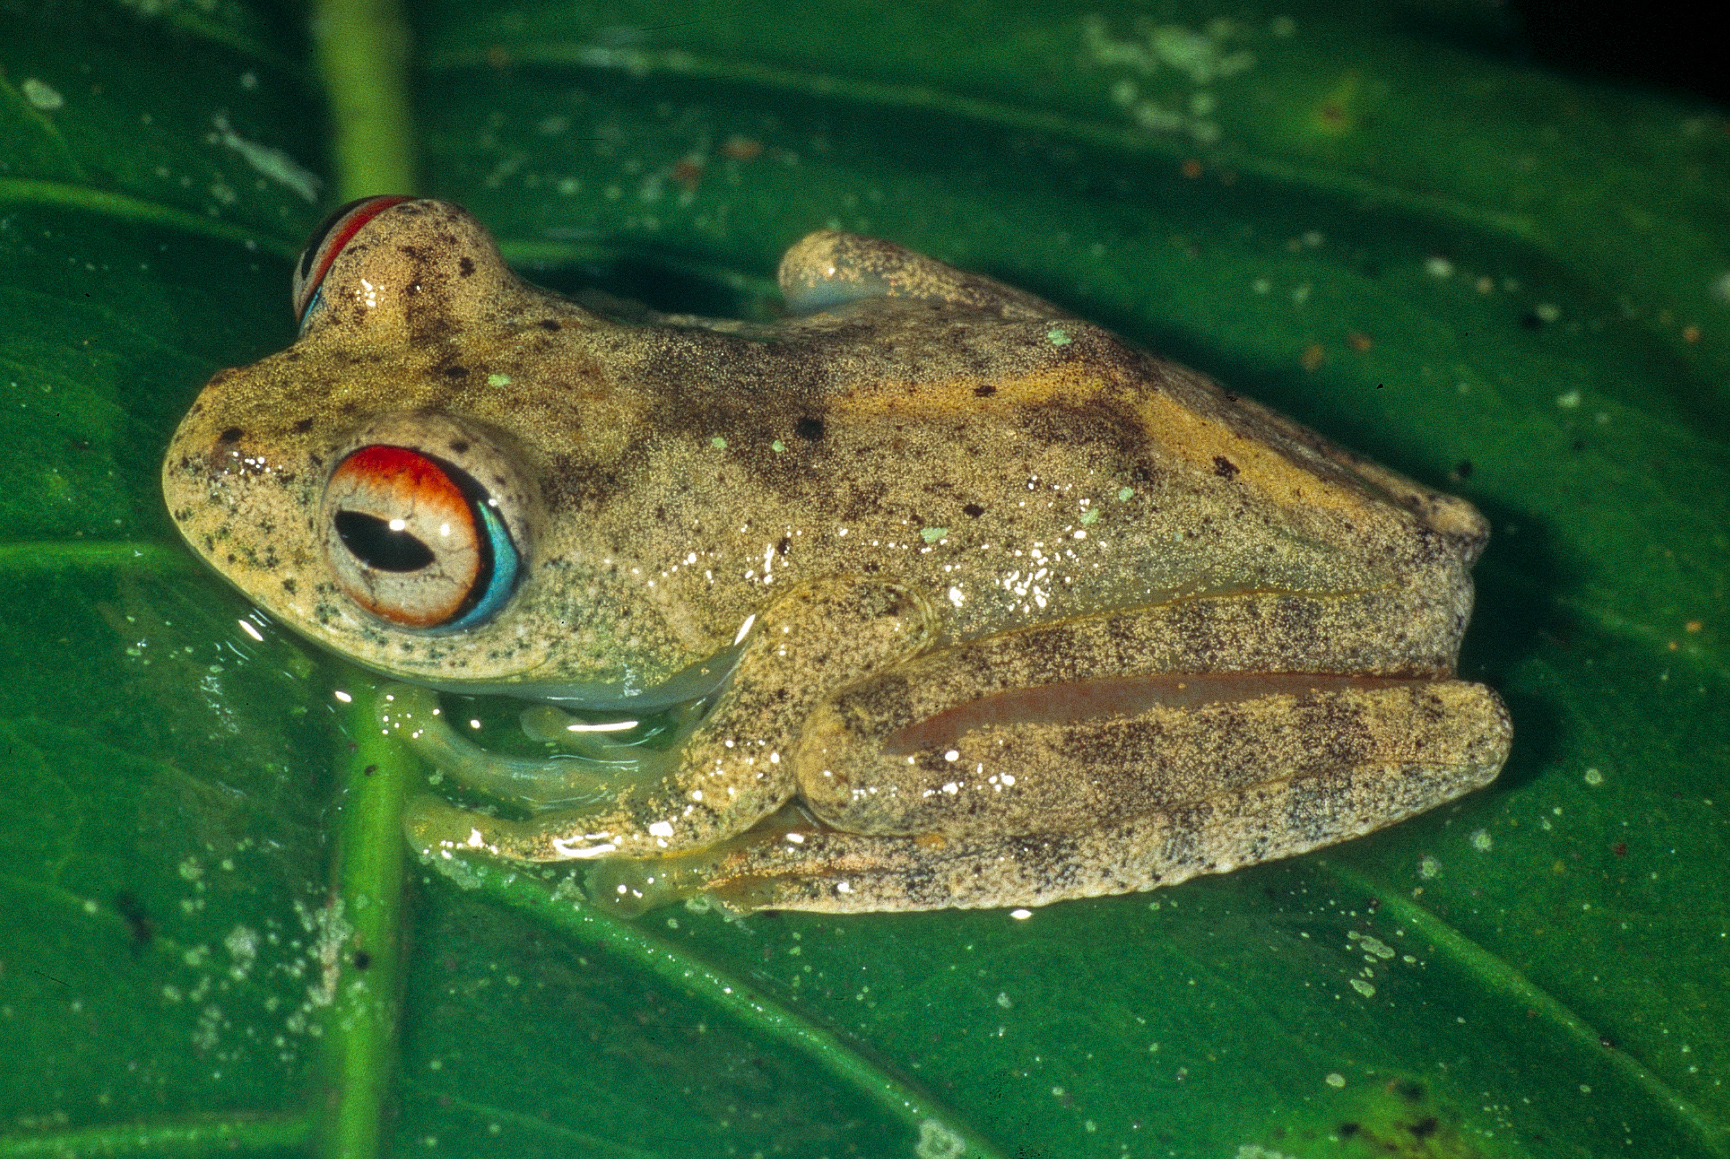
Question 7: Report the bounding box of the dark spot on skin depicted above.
[1338,1123,1360,1139]
[293,417,315,434]
[1611,841,1627,856]
[115,891,153,956]
[1212,456,1239,480]
[459,257,475,276]
[1571,438,1585,452]
[1454,459,1473,479]
[539,319,561,331]
[776,535,790,556]
[794,416,825,441]
[1408,1117,1439,1140]
[449,440,470,454]
[1396,1082,1425,1103]
[1520,311,1544,330]
[353,950,373,970]
[444,365,468,378]
[962,503,985,517]
[974,384,996,397]
[218,427,243,444]
[282,579,297,594]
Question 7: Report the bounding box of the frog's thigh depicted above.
[721,686,1511,912]
[795,678,1511,841]
[778,231,1062,319]
[705,759,1435,912]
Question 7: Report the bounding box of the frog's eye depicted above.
[321,445,521,630]
[292,195,417,328]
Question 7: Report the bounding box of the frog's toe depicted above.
[587,855,720,915]
[404,793,494,860]
[585,806,820,914]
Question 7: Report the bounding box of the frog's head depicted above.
[161,198,690,700]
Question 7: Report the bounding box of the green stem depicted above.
[309,0,419,199]
[316,673,414,1159]
[0,1114,311,1158]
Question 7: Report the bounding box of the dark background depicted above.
[1511,0,1728,105]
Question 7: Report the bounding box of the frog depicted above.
[162,196,1511,914]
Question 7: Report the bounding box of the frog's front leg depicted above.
[405,577,936,863]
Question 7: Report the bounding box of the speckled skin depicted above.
[163,199,1510,913]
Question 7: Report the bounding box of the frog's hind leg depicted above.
[380,683,676,810]
[702,744,1502,914]
[778,231,1065,320]
[726,678,1512,912]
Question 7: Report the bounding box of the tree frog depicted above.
[162,197,1511,913]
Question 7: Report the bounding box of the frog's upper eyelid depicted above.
[291,195,418,325]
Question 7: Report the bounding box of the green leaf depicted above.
[3,1,1727,1157]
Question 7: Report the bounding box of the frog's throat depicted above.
[388,643,746,714]
[379,683,678,811]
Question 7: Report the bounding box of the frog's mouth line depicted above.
[407,641,747,715]
[883,673,1440,755]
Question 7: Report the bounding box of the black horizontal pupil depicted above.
[334,510,436,572]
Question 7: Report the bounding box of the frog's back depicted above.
[568,298,1484,653]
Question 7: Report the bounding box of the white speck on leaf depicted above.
[22,78,64,111]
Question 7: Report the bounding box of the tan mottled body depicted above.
[165,200,1509,913]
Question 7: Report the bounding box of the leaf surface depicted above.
[2,1,1726,1156]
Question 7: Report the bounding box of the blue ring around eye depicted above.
[298,285,325,334]
[446,498,521,630]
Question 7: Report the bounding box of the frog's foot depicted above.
[409,791,804,916]
[380,683,676,810]
[585,805,819,915]
[404,792,642,863]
